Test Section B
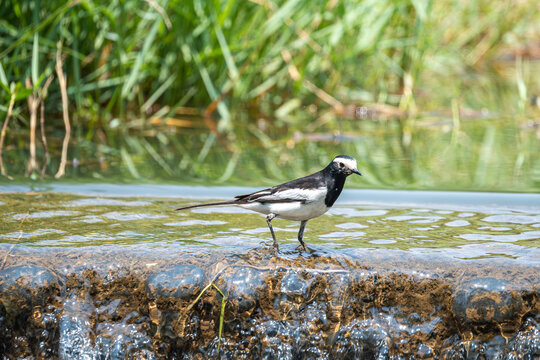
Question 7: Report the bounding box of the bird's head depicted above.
[329,155,362,176]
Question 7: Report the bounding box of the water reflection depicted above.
[78,215,105,223]
[101,212,167,221]
[386,214,444,223]
[164,220,227,226]
[368,239,396,245]
[335,222,368,229]
[459,231,540,242]
[0,229,66,239]
[320,231,367,239]
[445,220,470,227]
[13,210,79,220]
[328,208,388,217]
[191,206,252,214]
[482,214,540,224]
[67,198,152,207]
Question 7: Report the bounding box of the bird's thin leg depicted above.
[266,213,279,252]
[297,220,308,251]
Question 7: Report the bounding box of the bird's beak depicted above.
[352,168,362,176]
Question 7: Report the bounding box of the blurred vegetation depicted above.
[0,0,539,190]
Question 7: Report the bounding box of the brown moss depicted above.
[0,246,538,358]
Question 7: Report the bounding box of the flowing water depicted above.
[0,184,539,359]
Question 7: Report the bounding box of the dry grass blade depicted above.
[0,92,16,179]
[144,0,172,29]
[303,80,345,115]
[40,75,54,177]
[25,77,40,176]
[55,44,71,179]
[150,117,197,127]
[39,101,48,177]
[281,49,300,81]
[176,107,200,115]
[281,49,345,114]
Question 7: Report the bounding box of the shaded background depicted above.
[0,0,539,191]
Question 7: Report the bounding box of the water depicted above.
[1,185,539,260]
[0,185,539,358]
[3,111,540,194]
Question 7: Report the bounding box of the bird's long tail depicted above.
[175,201,237,211]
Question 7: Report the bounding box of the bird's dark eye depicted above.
[339,162,344,168]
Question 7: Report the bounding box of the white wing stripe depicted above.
[253,187,327,202]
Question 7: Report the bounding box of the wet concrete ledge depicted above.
[0,245,538,359]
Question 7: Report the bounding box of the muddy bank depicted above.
[0,245,538,359]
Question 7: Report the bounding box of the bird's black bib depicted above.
[324,173,346,207]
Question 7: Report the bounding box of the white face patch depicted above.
[333,157,357,170]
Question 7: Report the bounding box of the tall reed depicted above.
[0,0,538,184]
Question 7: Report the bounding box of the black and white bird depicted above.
[176,155,362,252]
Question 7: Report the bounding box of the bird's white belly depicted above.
[239,200,329,221]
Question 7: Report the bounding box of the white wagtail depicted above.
[176,155,362,252]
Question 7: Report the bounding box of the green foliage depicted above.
[2,0,537,115]
[0,0,539,189]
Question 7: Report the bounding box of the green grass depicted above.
[0,0,539,190]
[183,281,227,353]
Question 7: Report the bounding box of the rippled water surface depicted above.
[1,185,539,263]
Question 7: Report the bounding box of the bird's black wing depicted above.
[234,171,324,204]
